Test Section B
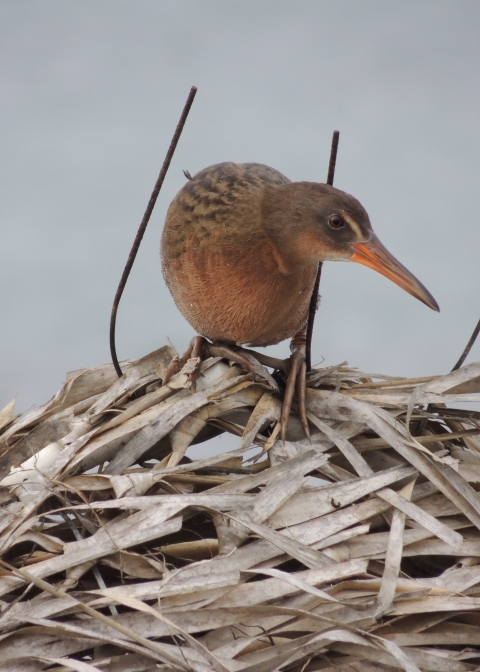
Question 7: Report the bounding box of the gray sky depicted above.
[2,0,480,413]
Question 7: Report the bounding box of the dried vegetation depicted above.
[1,345,480,671]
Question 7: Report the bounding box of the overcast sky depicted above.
[2,0,480,413]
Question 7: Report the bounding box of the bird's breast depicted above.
[162,233,317,346]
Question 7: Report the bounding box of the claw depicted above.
[162,335,206,391]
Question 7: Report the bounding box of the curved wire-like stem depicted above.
[109,86,197,377]
[452,316,480,371]
[305,130,340,371]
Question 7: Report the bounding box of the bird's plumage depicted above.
[161,161,438,348]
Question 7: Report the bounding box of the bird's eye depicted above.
[328,214,345,229]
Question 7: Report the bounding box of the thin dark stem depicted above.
[305,130,340,371]
[327,130,340,187]
[109,86,197,377]
[305,264,322,371]
[451,316,480,371]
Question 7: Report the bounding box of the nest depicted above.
[1,345,480,672]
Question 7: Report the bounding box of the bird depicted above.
[161,162,439,439]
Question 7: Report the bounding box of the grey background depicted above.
[2,0,480,414]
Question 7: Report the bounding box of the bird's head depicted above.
[262,181,439,312]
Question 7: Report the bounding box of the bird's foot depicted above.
[162,336,277,392]
[162,335,206,391]
[162,334,310,442]
[239,333,310,442]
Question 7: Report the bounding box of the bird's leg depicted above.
[281,329,310,442]
[162,335,206,391]
[162,334,310,442]
[208,343,263,375]
[210,343,310,441]
[236,349,288,371]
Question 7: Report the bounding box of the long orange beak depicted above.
[350,234,439,311]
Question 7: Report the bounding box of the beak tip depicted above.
[423,293,440,313]
[414,291,440,313]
